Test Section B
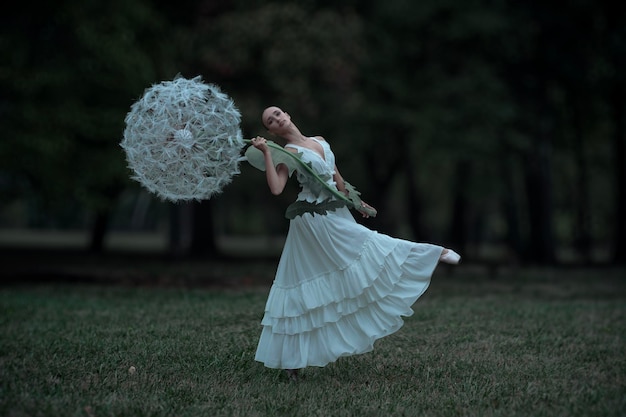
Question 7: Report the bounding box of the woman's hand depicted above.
[251,136,289,195]
[251,136,269,153]
[357,201,377,218]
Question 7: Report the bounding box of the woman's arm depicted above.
[333,164,347,195]
[251,136,290,195]
[333,163,376,218]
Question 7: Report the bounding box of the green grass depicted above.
[1,268,625,417]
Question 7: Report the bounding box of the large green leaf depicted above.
[244,140,301,176]
[244,141,377,219]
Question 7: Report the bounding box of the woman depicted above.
[251,106,460,381]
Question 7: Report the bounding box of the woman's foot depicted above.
[286,369,299,382]
[440,249,461,264]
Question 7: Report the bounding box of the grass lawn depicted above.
[0,265,624,417]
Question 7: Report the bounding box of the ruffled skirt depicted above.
[254,207,443,369]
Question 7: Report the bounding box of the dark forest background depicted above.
[1,0,624,266]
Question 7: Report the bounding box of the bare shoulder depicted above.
[313,136,326,142]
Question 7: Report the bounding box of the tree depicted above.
[0,0,181,251]
[599,2,626,263]
[496,0,623,264]
[354,0,516,256]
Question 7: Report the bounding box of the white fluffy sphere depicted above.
[121,76,245,201]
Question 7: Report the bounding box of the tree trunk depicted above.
[89,210,110,253]
[88,187,121,253]
[168,201,219,258]
[168,202,193,257]
[522,139,556,264]
[447,159,470,255]
[602,0,626,264]
[363,151,402,236]
[190,200,219,258]
[402,151,428,241]
[500,153,524,262]
[610,85,626,263]
[572,101,593,263]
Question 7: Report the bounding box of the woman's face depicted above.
[262,106,291,134]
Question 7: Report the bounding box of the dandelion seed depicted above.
[120,75,244,202]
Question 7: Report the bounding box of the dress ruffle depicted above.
[255,209,443,369]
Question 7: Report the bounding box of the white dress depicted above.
[254,137,444,369]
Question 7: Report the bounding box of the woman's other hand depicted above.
[357,201,377,218]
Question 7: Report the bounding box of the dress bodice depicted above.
[285,137,337,203]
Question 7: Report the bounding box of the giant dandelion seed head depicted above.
[120,75,245,202]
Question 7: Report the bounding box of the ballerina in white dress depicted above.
[250,106,460,381]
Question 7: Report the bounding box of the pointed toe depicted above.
[440,249,461,265]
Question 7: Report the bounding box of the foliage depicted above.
[283,199,347,219]
[1,0,624,263]
[0,0,175,219]
[194,2,366,135]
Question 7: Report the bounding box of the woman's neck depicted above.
[282,127,308,144]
